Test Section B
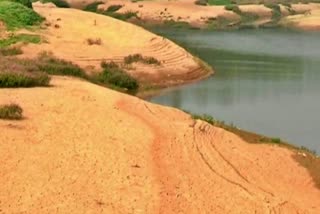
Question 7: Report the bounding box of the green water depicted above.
[150,28,320,153]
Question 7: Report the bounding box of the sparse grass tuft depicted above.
[124,54,161,65]
[0,104,23,120]
[0,72,50,87]
[271,138,281,144]
[37,52,87,78]
[0,46,23,56]
[103,10,138,21]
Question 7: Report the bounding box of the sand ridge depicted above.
[0,76,319,213]
[19,3,212,87]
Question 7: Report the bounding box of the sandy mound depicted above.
[1,76,319,213]
[282,8,320,30]
[21,3,211,86]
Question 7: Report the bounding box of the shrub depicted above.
[41,0,70,8]
[208,0,232,5]
[37,52,87,78]
[0,104,23,120]
[0,72,50,87]
[264,3,281,22]
[124,54,161,65]
[0,47,23,56]
[95,61,139,91]
[191,113,215,124]
[195,0,207,6]
[0,0,33,8]
[271,138,281,144]
[0,34,41,48]
[86,38,102,45]
[103,11,138,21]
[0,1,44,29]
[224,4,240,13]
[106,4,122,12]
[83,1,104,12]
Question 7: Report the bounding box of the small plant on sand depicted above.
[208,0,232,5]
[86,38,102,45]
[124,54,161,65]
[95,61,139,91]
[0,46,23,56]
[0,104,23,120]
[0,1,44,30]
[0,72,50,88]
[104,10,138,21]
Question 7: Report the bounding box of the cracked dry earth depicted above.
[1,76,320,213]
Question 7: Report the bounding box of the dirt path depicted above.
[1,77,320,213]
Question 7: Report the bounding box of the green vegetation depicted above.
[83,1,103,12]
[37,52,87,78]
[41,0,70,8]
[0,34,41,48]
[0,72,50,87]
[0,104,23,120]
[207,16,232,30]
[208,0,232,5]
[0,1,44,29]
[264,3,282,26]
[94,61,139,91]
[194,0,207,6]
[102,10,138,21]
[0,47,23,56]
[163,19,192,29]
[124,54,161,65]
[106,4,122,12]
[0,0,32,8]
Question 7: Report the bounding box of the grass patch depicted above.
[0,46,23,56]
[40,0,70,8]
[103,10,138,21]
[0,72,50,87]
[124,54,161,65]
[106,4,122,12]
[83,1,104,12]
[208,0,232,5]
[0,1,44,30]
[0,104,23,120]
[94,61,139,92]
[0,34,41,48]
[0,0,32,8]
[163,19,192,29]
[194,0,208,6]
[37,52,87,78]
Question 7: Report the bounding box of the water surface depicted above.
[150,29,320,153]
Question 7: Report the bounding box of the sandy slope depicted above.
[1,76,319,213]
[281,9,320,30]
[21,3,211,86]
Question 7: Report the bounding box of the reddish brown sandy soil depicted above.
[0,76,319,213]
[20,3,212,87]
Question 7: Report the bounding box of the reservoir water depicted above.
[150,28,320,153]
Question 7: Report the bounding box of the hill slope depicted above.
[0,76,319,213]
